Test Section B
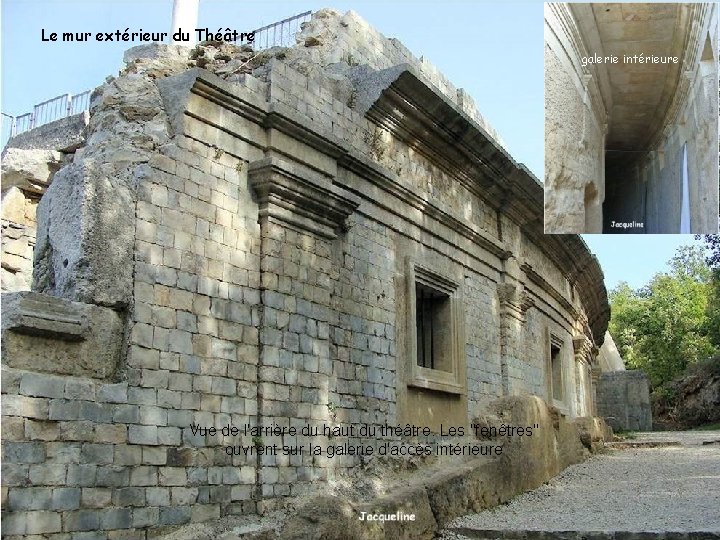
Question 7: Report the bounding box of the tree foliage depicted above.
[609,245,718,387]
[696,234,720,269]
[697,235,720,346]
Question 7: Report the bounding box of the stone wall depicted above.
[545,4,607,233]
[639,7,719,234]
[1,112,85,293]
[2,218,35,292]
[275,395,610,540]
[543,3,608,234]
[596,370,652,431]
[606,9,719,235]
[1,10,610,538]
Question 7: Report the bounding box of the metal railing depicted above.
[2,90,91,147]
[2,11,313,148]
[238,11,312,50]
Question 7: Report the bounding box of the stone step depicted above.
[447,528,720,540]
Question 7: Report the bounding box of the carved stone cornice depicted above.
[358,65,543,226]
[521,262,578,319]
[573,335,595,364]
[248,157,359,239]
[497,282,534,323]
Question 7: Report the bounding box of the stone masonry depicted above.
[2,9,610,538]
[597,370,653,431]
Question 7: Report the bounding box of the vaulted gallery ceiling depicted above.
[590,3,685,152]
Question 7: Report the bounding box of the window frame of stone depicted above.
[549,333,565,403]
[405,261,465,395]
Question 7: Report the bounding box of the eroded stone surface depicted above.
[0,148,63,194]
[1,291,125,378]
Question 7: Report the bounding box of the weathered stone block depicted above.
[81,487,112,508]
[1,292,124,379]
[93,424,127,444]
[25,419,60,441]
[131,506,160,528]
[2,416,25,440]
[597,370,652,431]
[3,394,49,419]
[80,444,114,464]
[97,383,128,403]
[8,487,52,510]
[159,466,187,486]
[95,466,130,488]
[1,148,64,194]
[128,425,158,446]
[158,426,182,446]
[3,441,46,463]
[66,464,97,487]
[158,505,191,526]
[29,463,67,485]
[64,510,101,532]
[64,379,96,400]
[33,150,138,307]
[49,400,80,421]
[50,487,81,510]
[100,507,133,529]
[19,372,66,398]
[78,402,113,423]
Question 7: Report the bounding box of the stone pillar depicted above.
[497,282,533,395]
[572,334,594,416]
[249,157,358,503]
[590,364,601,417]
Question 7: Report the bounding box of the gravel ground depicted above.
[439,431,720,538]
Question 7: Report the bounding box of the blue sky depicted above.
[583,234,705,291]
[1,0,703,292]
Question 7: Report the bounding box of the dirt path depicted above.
[439,431,720,539]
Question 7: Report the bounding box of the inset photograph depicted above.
[544,3,718,234]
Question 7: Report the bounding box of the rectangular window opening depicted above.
[415,283,451,372]
[551,342,563,401]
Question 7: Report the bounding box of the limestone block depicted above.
[596,370,652,431]
[0,148,63,194]
[1,291,124,379]
[4,112,89,153]
[33,160,136,307]
[1,218,35,293]
[1,187,33,224]
[249,156,359,239]
[279,495,381,540]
